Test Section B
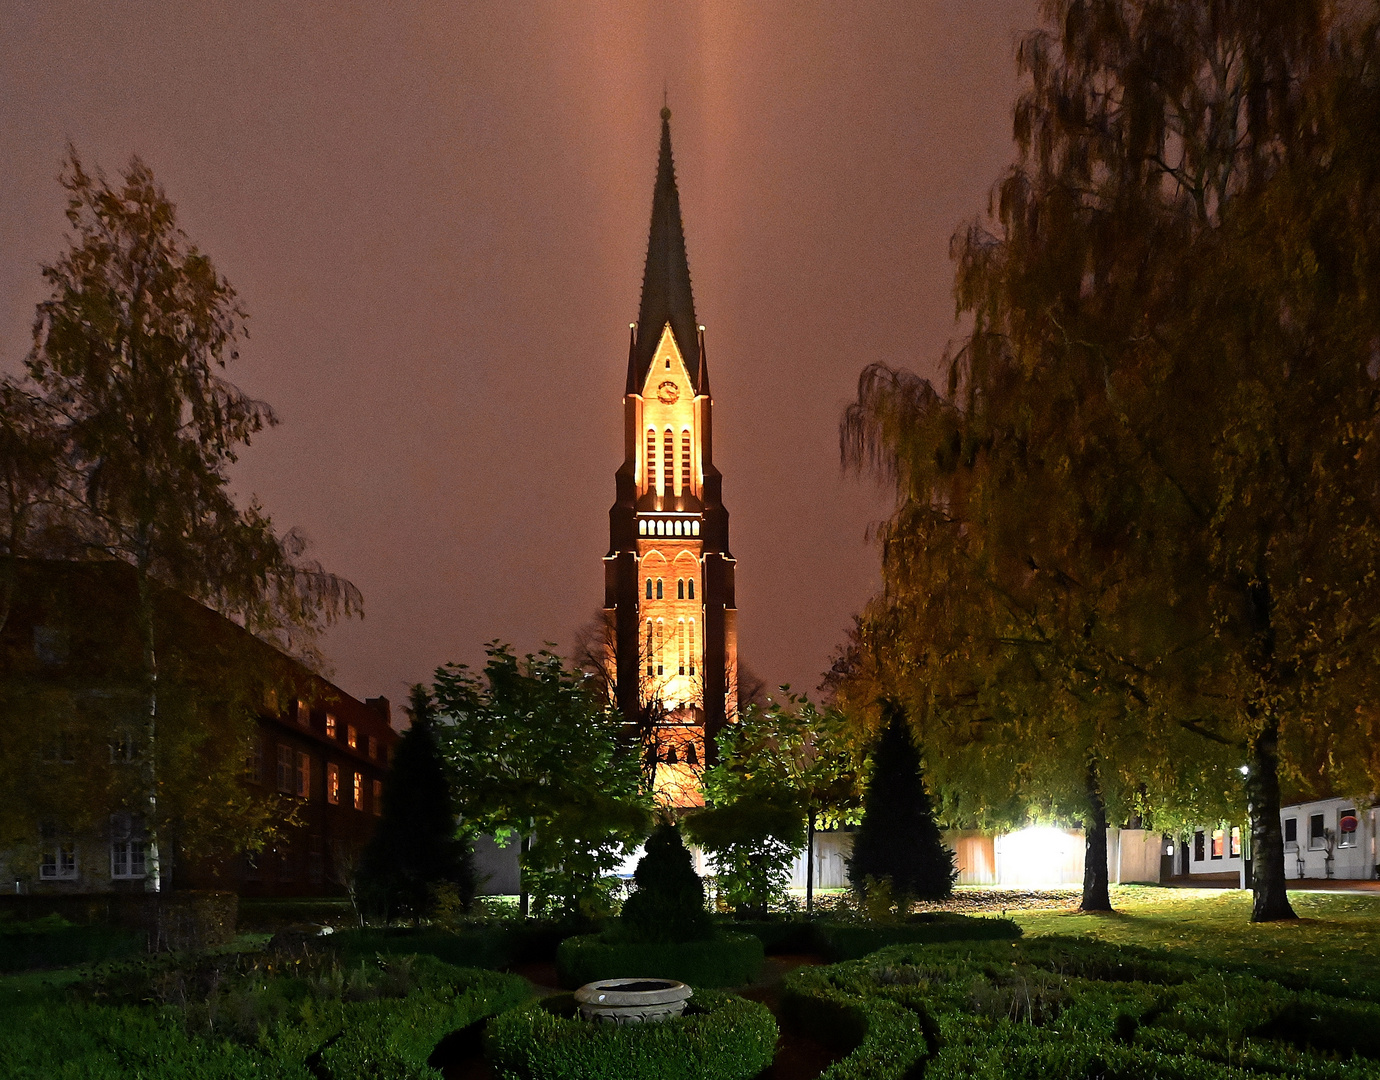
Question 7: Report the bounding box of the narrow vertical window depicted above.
[645,620,654,676]
[688,578,695,600]
[372,779,383,816]
[646,429,657,491]
[353,772,364,811]
[327,763,340,805]
[325,713,337,739]
[664,429,675,494]
[689,619,697,676]
[678,619,686,675]
[296,751,310,799]
[656,578,664,599]
[677,578,685,600]
[656,620,664,675]
[646,578,653,600]
[681,430,691,492]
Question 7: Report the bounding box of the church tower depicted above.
[604,108,737,803]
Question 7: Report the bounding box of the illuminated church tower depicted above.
[605,108,737,801]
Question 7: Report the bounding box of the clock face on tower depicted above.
[656,381,680,405]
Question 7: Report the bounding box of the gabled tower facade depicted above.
[605,108,737,802]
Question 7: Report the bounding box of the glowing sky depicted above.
[0,0,1038,705]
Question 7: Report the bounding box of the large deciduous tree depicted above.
[432,643,650,920]
[25,152,360,889]
[840,0,1380,921]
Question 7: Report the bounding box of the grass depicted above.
[1012,884,1380,983]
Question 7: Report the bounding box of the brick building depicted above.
[0,559,397,898]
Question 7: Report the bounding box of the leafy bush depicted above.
[484,989,776,1080]
[617,823,712,944]
[683,794,804,917]
[331,919,574,970]
[781,936,1380,1080]
[0,951,530,1080]
[0,917,145,972]
[556,931,763,989]
[724,912,1020,959]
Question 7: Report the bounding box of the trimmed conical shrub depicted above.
[847,701,956,904]
[619,823,713,943]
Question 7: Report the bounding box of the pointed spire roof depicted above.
[630,108,699,391]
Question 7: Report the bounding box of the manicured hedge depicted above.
[781,936,1380,1080]
[555,931,763,989]
[485,989,776,1080]
[0,953,530,1080]
[332,920,571,970]
[727,911,1021,960]
[0,923,146,972]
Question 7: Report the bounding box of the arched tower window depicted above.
[688,578,695,600]
[663,429,675,494]
[656,578,664,599]
[646,578,653,600]
[688,619,697,676]
[677,579,685,600]
[681,430,692,493]
[645,620,653,676]
[677,619,686,675]
[645,429,657,492]
[655,619,664,675]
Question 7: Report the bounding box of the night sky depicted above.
[0,1,1037,706]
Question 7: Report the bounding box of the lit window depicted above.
[646,429,657,491]
[674,520,683,536]
[111,839,147,879]
[681,430,691,491]
[326,713,337,739]
[1310,813,1326,848]
[657,519,665,536]
[656,620,664,675]
[656,578,664,600]
[688,578,695,600]
[645,620,654,676]
[678,579,684,600]
[353,772,364,810]
[692,521,700,536]
[372,779,383,816]
[678,619,686,675]
[688,619,696,676]
[1339,808,1359,848]
[277,745,294,793]
[1210,827,1225,859]
[296,751,310,799]
[664,429,674,492]
[40,843,77,880]
[297,699,309,725]
[1230,826,1241,858]
[347,725,358,750]
[639,519,647,535]
[327,762,340,805]
[646,578,653,600]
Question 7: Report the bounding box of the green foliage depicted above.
[726,912,1021,960]
[484,989,776,1080]
[357,686,474,922]
[683,794,803,918]
[847,705,956,903]
[0,920,145,972]
[0,951,530,1080]
[617,823,711,944]
[555,931,764,990]
[783,936,1380,1080]
[432,643,650,919]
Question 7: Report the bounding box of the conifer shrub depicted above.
[616,823,712,944]
[846,702,956,906]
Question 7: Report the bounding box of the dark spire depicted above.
[631,108,699,391]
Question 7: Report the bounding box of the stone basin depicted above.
[573,978,693,1025]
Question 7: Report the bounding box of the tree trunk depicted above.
[1080,760,1112,912]
[1247,716,1296,921]
[806,808,816,916]
[519,831,531,918]
[135,564,162,894]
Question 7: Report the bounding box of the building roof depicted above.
[629,109,701,394]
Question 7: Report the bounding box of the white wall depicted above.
[1184,798,1378,882]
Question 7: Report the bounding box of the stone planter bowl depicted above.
[573,977,693,1025]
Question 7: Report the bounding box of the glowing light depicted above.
[996,825,1074,887]
[1239,765,1250,775]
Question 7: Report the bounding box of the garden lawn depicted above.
[1013,884,1380,985]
